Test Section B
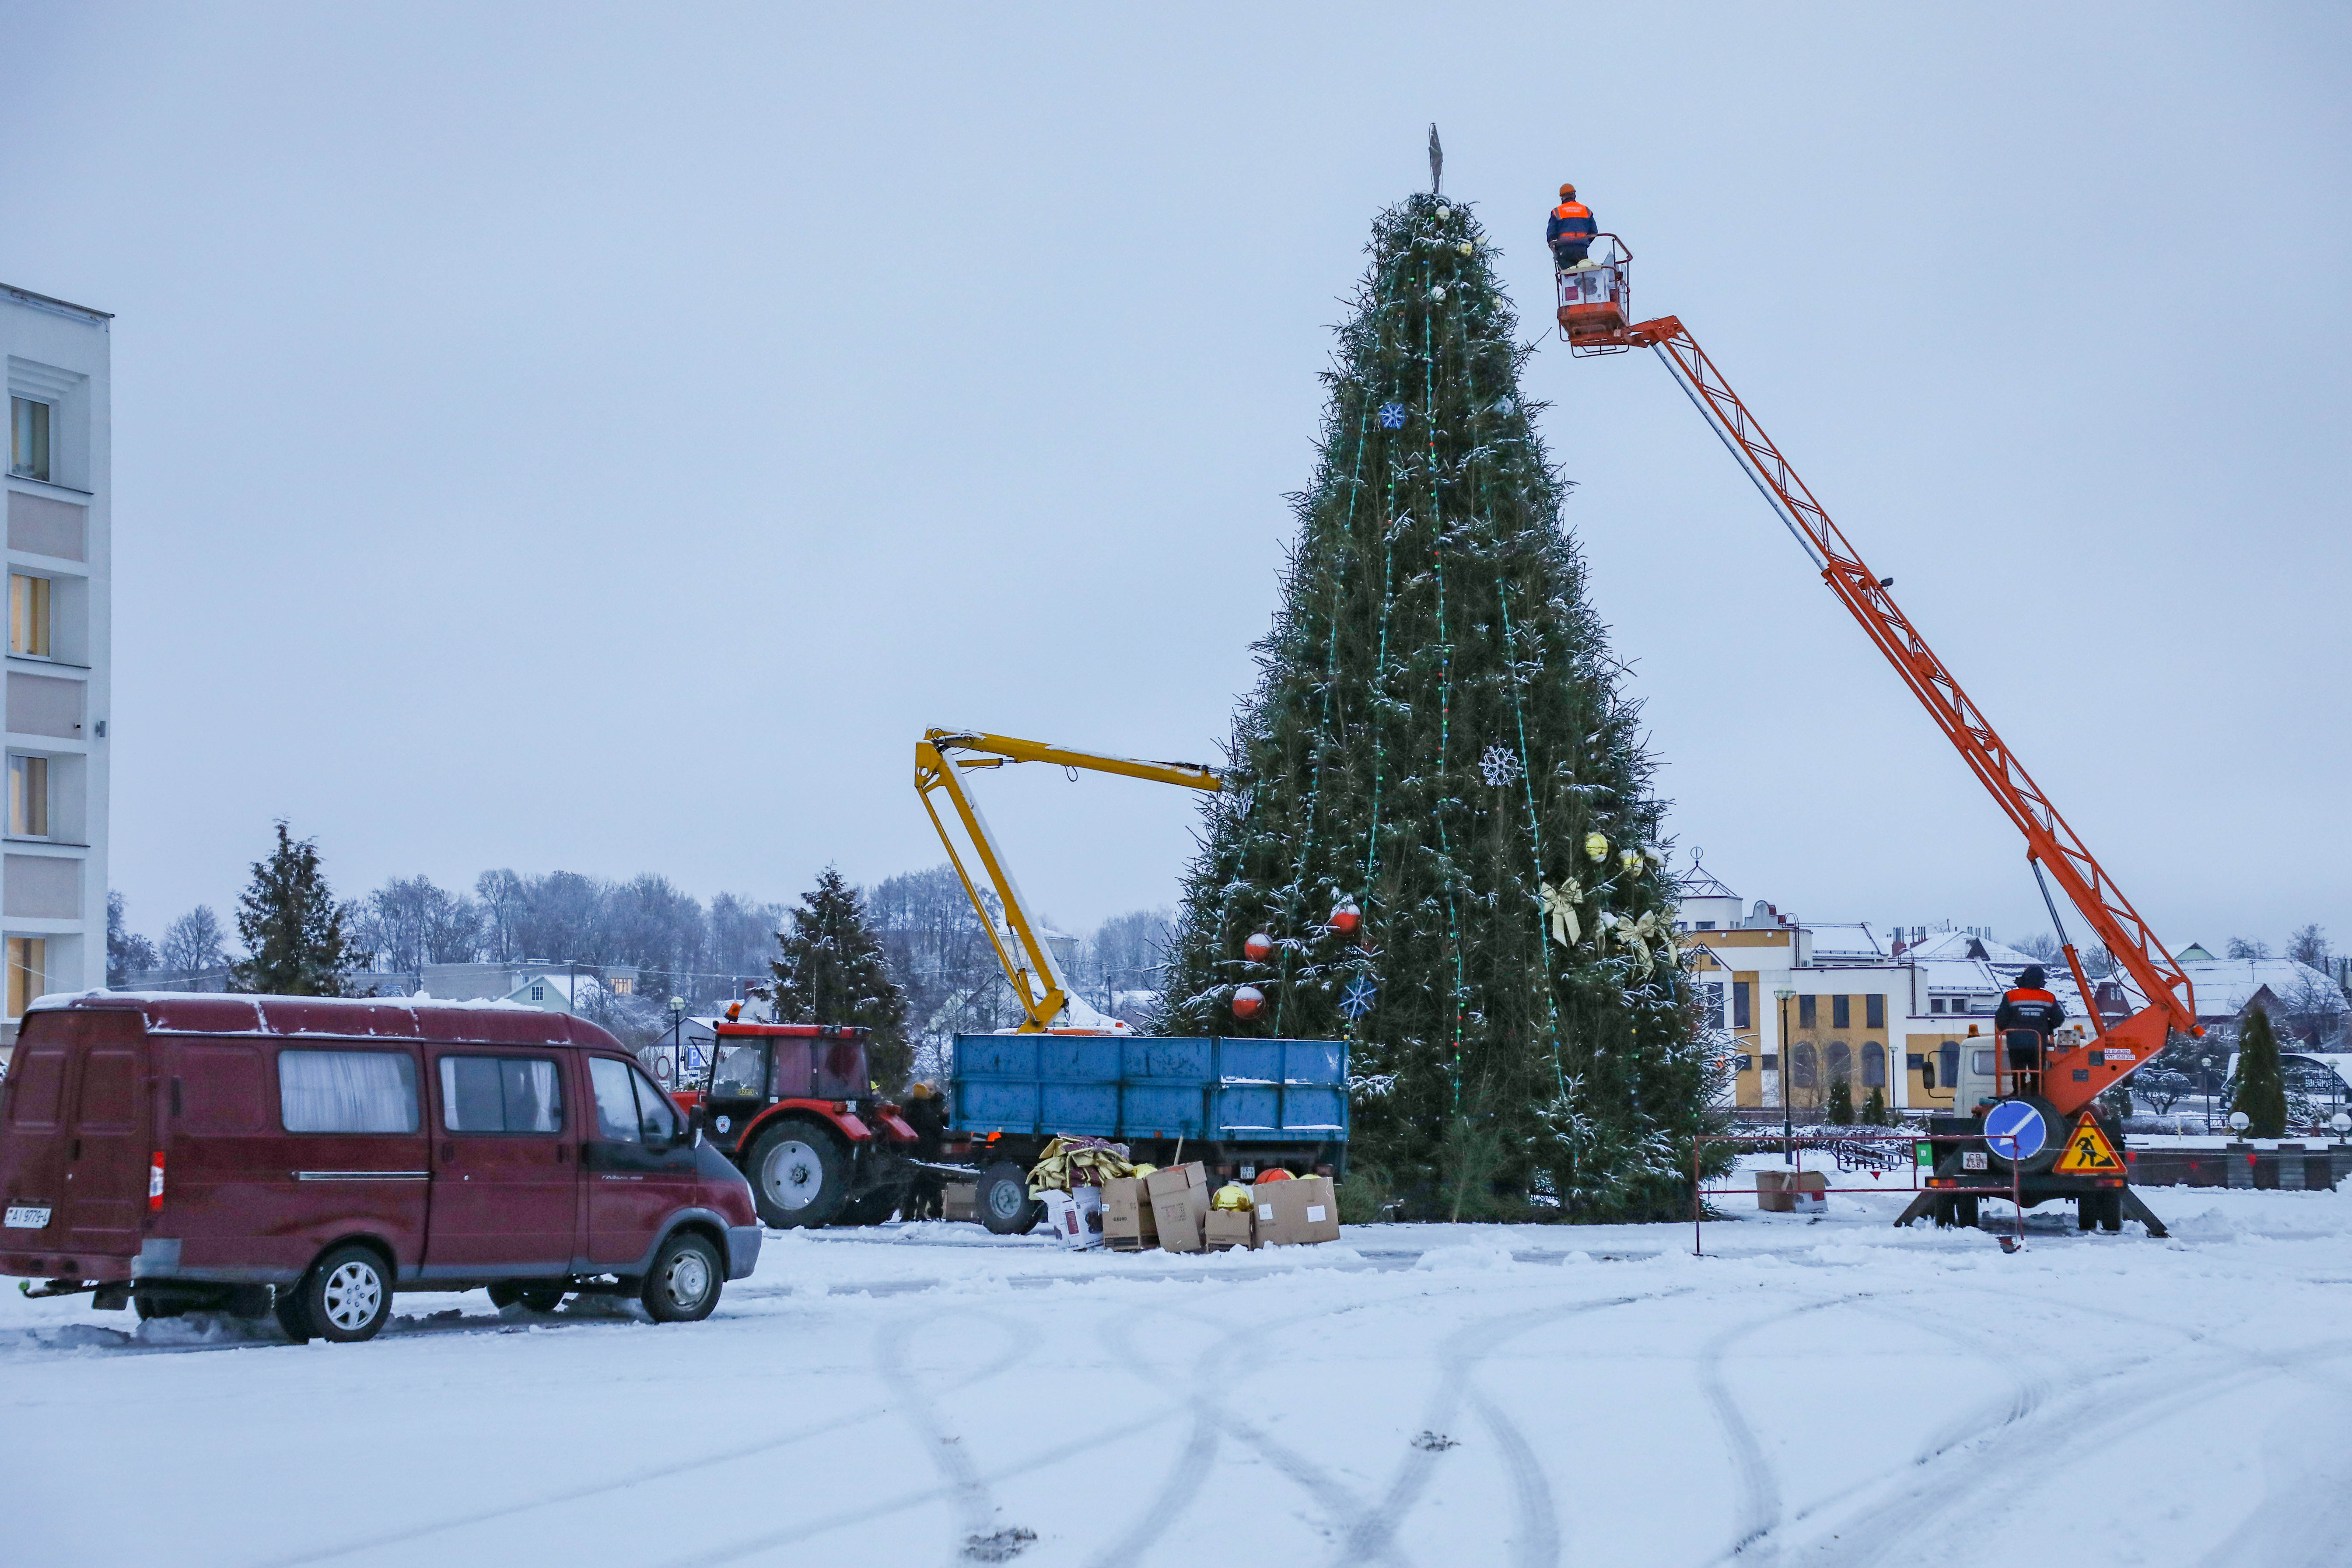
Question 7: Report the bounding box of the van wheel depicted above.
[135,1295,188,1321]
[274,1286,315,1345]
[747,1120,847,1228]
[518,1286,567,1312]
[642,1232,722,1323]
[978,1161,1043,1236]
[301,1245,394,1343]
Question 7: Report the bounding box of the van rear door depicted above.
[0,1012,79,1258]
[60,1010,148,1258]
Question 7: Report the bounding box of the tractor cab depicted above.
[676,1022,873,1145]
[1557,233,1632,354]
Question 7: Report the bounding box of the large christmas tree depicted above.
[1160,188,1724,1221]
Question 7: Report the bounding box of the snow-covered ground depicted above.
[9,1173,2352,1567]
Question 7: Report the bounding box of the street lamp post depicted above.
[667,995,689,1085]
[1776,985,1798,1166]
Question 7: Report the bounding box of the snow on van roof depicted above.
[26,989,618,1045]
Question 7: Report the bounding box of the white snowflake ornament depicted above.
[1478,744,1523,786]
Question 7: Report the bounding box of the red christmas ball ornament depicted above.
[1244,931,1274,963]
[1253,1168,1295,1185]
[1231,985,1265,1020]
[1329,897,1362,935]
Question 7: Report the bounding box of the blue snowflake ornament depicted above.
[1339,974,1379,1021]
[1377,401,1407,430]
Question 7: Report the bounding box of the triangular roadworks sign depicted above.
[2054,1113,2124,1175]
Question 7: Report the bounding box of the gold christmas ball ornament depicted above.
[1435,204,1453,221]
[1211,1183,1254,1212]
[1620,848,1645,875]
[1457,240,1474,256]
[1584,832,1610,862]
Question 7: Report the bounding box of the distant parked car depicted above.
[0,993,761,1343]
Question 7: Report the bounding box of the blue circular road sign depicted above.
[1983,1100,2047,1163]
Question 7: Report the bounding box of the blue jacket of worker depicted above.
[1547,202,1597,249]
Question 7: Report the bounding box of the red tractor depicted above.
[668,1022,920,1227]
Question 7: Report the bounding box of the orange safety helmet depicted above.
[1254,1168,1296,1184]
[1559,182,1577,199]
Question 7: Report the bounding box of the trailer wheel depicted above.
[978,1161,1042,1236]
[2099,1190,2124,1232]
[747,1120,848,1228]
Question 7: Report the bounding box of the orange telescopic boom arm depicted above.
[1614,313,2198,1118]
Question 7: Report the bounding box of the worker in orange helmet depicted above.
[1547,183,1597,270]
[1994,964,2065,1095]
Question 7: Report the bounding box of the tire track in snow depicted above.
[1693,1291,1888,1564]
[1470,1386,1561,1568]
[1091,1296,1416,1568]
[873,1307,1023,1562]
[255,1303,1040,1568]
[1337,1289,1693,1568]
[1793,1322,2352,1567]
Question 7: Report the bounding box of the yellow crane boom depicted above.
[913,728,1224,1034]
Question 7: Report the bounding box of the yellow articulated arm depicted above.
[914,728,1224,1034]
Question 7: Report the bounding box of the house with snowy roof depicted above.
[2178,955,2346,1047]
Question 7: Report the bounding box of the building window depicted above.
[9,574,50,657]
[9,397,50,482]
[530,981,546,1002]
[1699,982,1724,1027]
[6,935,45,1018]
[1940,1044,1960,1088]
[1930,997,1946,1014]
[611,975,633,996]
[1826,1040,1853,1086]
[1792,1042,1818,1089]
[1695,920,1716,930]
[1798,995,1817,1029]
[1866,994,1885,1030]
[7,755,47,838]
[1863,1043,1886,1088]
[1832,995,1851,1029]
[1733,981,1752,1030]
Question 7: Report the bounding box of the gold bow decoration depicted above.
[1604,910,1665,979]
[1538,880,1583,948]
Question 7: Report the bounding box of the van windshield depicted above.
[709,1042,767,1098]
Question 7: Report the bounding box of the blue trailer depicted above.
[946,1033,1351,1233]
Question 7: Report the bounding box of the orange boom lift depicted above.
[1562,241,2199,1229]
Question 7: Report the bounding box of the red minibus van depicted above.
[0,993,762,1343]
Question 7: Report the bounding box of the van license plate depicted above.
[4,1205,51,1229]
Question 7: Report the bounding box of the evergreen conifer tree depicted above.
[1862,1085,1888,1126]
[1827,1074,1855,1127]
[770,868,912,1090]
[1160,190,1724,1220]
[230,823,354,996]
[2226,1006,2289,1138]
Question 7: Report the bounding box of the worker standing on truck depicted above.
[1995,965,2066,1094]
[1548,184,1597,269]
[904,1082,947,1220]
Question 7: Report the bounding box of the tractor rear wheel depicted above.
[978,1160,1042,1236]
[747,1120,848,1228]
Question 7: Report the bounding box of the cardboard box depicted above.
[1254,1176,1340,1246]
[1755,1170,1827,1214]
[1205,1206,1258,1251]
[1101,1175,1158,1250]
[1145,1163,1211,1254]
[942,1182,977,1223]
[1041,1185,1104,1249]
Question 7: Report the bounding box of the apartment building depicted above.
[4,284,111,1061]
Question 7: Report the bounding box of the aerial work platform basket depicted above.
[1556,234,1632,354]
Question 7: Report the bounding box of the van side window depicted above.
[440,1056,563,1134]
[176,1043,266,1134]
[279,1050,420,1134]
[589,1057,641,1144]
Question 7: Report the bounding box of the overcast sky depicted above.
[5,3,2346,961]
